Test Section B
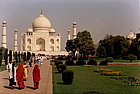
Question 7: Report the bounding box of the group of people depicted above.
[28,56,43,67]
[37,57,43,66]
[7,61,41,90]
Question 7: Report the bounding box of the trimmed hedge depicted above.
[105,57,113,62]
[87,60,97,65]
[58,64,67,73]
[55,61,63,72]
[99,61,108,65]
[62,70,74,85]
[65,60,75,65]
[76,60,86,65]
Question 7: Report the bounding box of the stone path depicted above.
[0,59,53,94]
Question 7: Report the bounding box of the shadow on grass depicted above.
[57,82,64,85]
[26,86,34,90]
[83,91,107,94]
[3,78,9,80]
[57,82,73,85]
[54,72,61,74]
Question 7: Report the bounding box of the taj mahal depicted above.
[1,11,77,56]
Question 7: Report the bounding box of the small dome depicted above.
[73,21,76,25]
[15,29,18,32]
[127,32,136,39]
[27,28,33,32]
[3,20,6,24]
[32,14,51,28]
[50,28,55,32]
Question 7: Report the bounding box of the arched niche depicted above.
[50,39,54,44]
[50,46,54,51]
[27,46,31,51]
[36,38,45,51]
[27,38,31,44]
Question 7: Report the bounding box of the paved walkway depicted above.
[0,59,53,94]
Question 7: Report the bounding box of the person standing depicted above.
[16,64,25,89]
[23,62,29,81]
[40,57,43,65]
[29,57,32,67]
[38,56,41,66]
[33,64,41,90]
[7,61,16,89]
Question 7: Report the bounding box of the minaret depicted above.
[67,30,71,40]
[14,29,18,51]
[2,20,7,48]
[72,21,77,39]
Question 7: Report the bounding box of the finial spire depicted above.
[41,9,43,15]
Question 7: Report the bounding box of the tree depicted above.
[97,35,130,59]
[65,40,77,57]
[18,52,21,63]
[97,36,114,58]
[76,30,95,57]
[23,52,26,61]
[27,52,31,61]
[13,51,18,64]
[129,33,140,59]
[4,49,8,65]
[9,50,12,62]
[65,30,95,58]
[96,45,106,58]
[0,49,2,66]
[113,35,130,59]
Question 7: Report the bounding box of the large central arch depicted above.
[36,38,45,51]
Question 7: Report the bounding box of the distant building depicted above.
[126,32,136,44]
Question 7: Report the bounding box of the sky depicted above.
[0,0,139,50]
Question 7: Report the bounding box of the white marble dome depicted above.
[32,14,51,28]
[127,32,136,39]
[50,28,56,32]
[27,28,33,32]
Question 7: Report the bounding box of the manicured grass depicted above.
[92,60,140,63]
[57,59,140,64]
[53,65,140,94]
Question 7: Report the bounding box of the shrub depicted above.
[105,57,113,62]
[99,61,108,65]
[54,58,58,63]
[55,61,63,66]
[65,60,75,65]
[76,60,86,65]
[55,61,63,71]
[62,70,74,85]
[57,64,67,73]
[87,60,97,65]
[127,54,137,62]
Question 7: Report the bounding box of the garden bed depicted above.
[53,65,140,94]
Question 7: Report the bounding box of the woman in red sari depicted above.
[33,64,41,89]
[16,64,25,89]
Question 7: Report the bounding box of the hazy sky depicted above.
[0,0,139,50]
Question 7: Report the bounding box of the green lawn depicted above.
[58,60,140,64]
[53,65,140,94]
